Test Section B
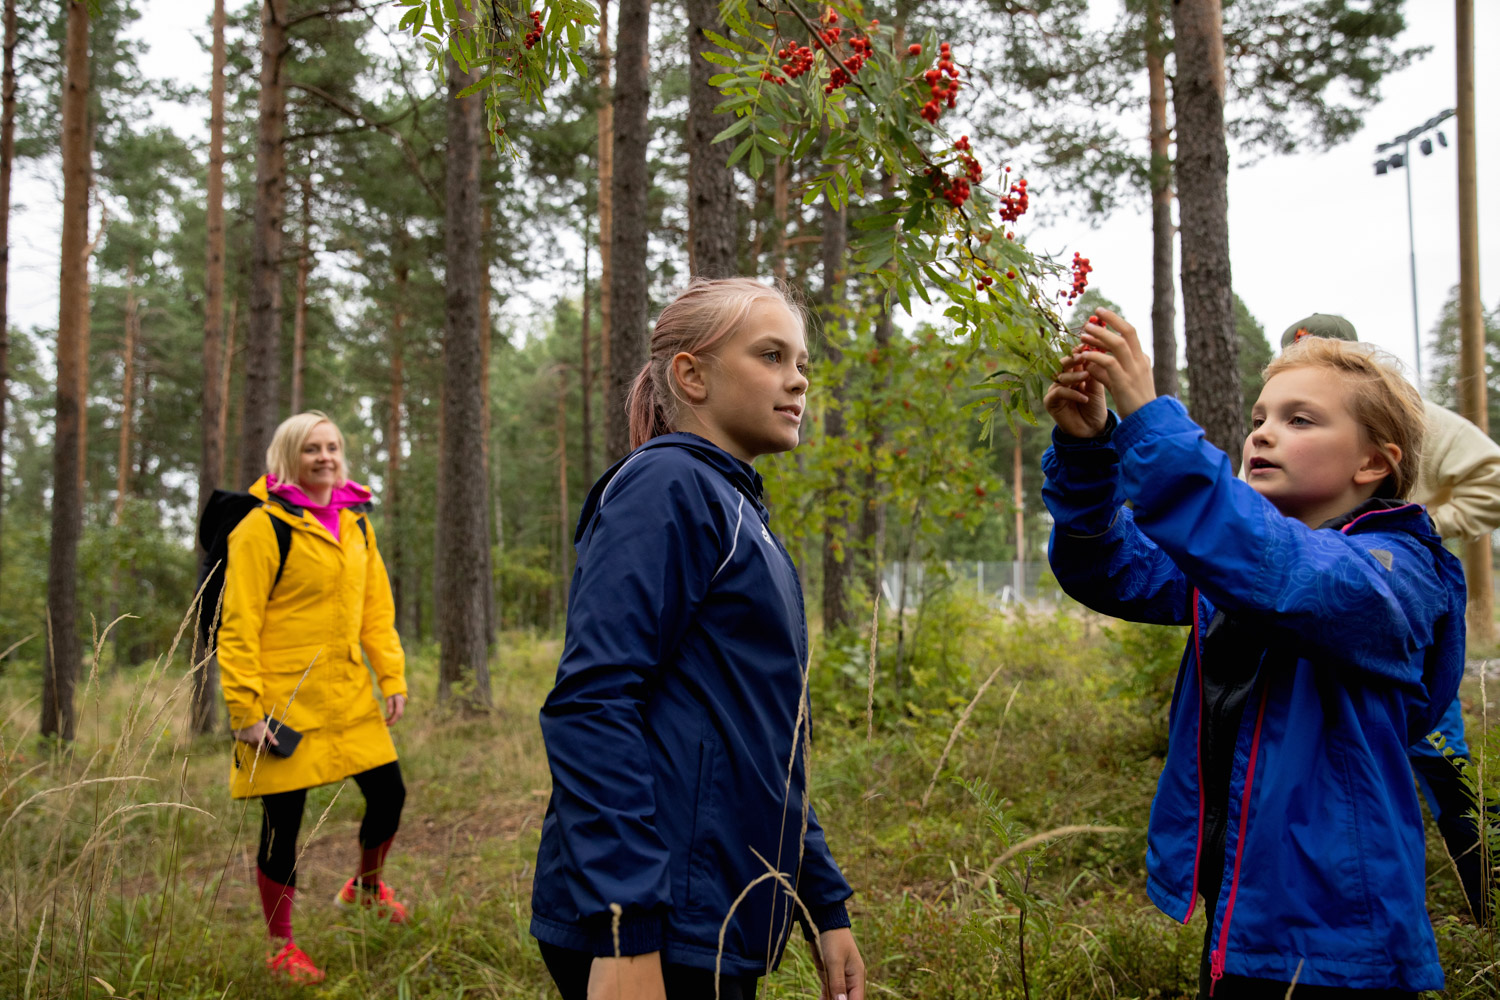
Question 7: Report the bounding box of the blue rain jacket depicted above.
[530,434,852,977]
[1410,691,1469,760]
[1043,398,1465,992]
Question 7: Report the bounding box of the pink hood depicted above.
[266,475,371,541]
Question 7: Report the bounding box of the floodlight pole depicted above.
[1375,109,1455,384]
[1402,135,1421,385]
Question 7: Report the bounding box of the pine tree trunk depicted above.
[772,159,789,280]
[597,0,614,456]
[220,295,237,461]
[1171,0,1240,465]
[290,169,311,414]
[195,0,228,735]
[606,0,649,463]
[685,0,736,278]
[435,28,493,709]
[388,244,407,637]
[820,188,852,632]
[113,261,138,523]
[241,0,287,487]
[478,199,495,646]
[1146,0,1178,399]
[0,0,15,591]
[44,0,89,741]
[581,230,593,484]
[557,365,570,610]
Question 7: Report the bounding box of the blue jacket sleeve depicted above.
[1042,412,1194,626]
[538,456,727,955]
[796,802,853,938]
[1114,396,1450,691]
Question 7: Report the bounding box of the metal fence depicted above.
[879,561,1060,610]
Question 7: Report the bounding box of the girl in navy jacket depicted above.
[1044,312,1464,998]
[531,279,864,1000]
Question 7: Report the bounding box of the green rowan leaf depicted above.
[727,135,755,168]
[711,117,753,144]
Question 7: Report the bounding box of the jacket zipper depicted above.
[1208,682,1271,995]
[1185,589,1206,924]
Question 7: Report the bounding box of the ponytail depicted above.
[626,361,673,450]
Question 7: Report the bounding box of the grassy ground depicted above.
[0,602,1495,999]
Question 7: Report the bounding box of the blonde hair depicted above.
[265,410,348,487]
[626,278,807,449]
[1262,338,1424,499]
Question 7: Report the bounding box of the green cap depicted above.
[1281,313,1358,349]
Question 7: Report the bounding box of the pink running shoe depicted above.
[335,877,410,924]
[266,940,325,984]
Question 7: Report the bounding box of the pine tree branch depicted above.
[287,82,441,206]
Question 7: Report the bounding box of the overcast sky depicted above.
[7,1,1496,396]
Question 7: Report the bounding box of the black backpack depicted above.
[194,489,371,651]
[195,490,294,652]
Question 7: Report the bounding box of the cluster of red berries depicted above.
[919,42,960,122]
[523,10,542,49]
[953,135,982,183]
[940,176,971,207]
[826,33,874,92]
[996,177,1029,224]
[772,42,815,82]
[1064,252,1093,306]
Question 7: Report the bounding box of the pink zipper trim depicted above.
[1339,503,1420,535]
[1208,682,1271,995]
[1185,588,1206,924]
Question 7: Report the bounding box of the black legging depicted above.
[257,760,406,887]
[538,942,759,1000]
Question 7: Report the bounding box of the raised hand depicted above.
[1072,308,1157,419]
[1045,357,1109,440]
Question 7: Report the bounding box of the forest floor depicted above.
[0,606,1497,999]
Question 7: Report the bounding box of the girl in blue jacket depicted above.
[1043,312,1464,998]
[530,278,864,1000]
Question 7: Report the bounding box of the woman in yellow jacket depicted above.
[219,411,409,984]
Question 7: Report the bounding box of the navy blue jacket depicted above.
[1043,398,1465,992]
[530,434,853,976]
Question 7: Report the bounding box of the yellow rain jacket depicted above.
[219,476,406,798]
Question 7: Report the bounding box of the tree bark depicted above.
[113,260,138,523]
[44,0,89,741]
[597,0,614,456]
[0,0,15,590]
[290,168,311,414]
[557,364,571,611]
[435,28,493,708]
[388,239,407,637]
[220,295,237,459]
[1455,0,1493,644]
[606,0,650,463]
[820,188,852,632]
[1147,0,1178,398]
[858,173,894,601]
[194,0,226,735]
[479,199,495,646]
[201,0,228,527]
[241,0,288,487]
[685,0,736,278]
[581,231,594,484]
[1171,0,1240,467]
[772,159,789,281]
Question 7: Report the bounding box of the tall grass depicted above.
[0,590,1492,998]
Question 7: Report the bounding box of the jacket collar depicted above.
[1317,496,1426,535]
[576,433,767,544]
